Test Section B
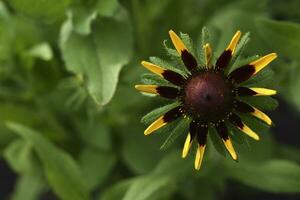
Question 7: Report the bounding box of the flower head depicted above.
[135,29,277,170]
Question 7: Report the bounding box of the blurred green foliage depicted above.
[0,0,300,199]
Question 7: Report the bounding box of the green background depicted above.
[0,0,300,199]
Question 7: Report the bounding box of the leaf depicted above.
[27,42,53,61]
[227,159,300,193]
[9,0,70,21]
[227,32,250,73]
[6,122,90,200]
[77,121,112,151]
[236,96,279,111]
[160,117,190,150]
[11,175,45,200]
[100,179,134,200]
[60,8,133,105]
[79,148,116,190]
[149,56,186,75]
[3,139,40,175]
[123,175,175,200]
[255,18,300,61]
[141,73,169,86]
[208,126,227,157]
[141,102,181,124]
[70,0,119,35]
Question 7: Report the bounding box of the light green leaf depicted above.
[6,122,90,200]
[60,8,133,105]
[70,0,119,35]
[228,159,300,193]
[9,0,70,20]
[27,42,53,61]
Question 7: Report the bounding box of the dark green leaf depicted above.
[160,117,190,150]
[7,122,90,200]
[141,102,181,124]
[227,159,300,193]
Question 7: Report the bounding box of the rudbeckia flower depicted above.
[135,29,277,170]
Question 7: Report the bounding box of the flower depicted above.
[135,30,277,170]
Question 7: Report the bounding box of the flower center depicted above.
[183,71,234,123]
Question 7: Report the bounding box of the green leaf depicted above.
[141,73,169,86]
[240,68,275,88]
[227,32,250,73]
[100,179,134,200]
[141,102,181,124]
[60,8,133,105]
[123,175,175,200]
[3,139,40,175]
[6,122,90,200]
[198,26,210,67]
[11,175,45,200]
[9,0,70,20]
[121,126,164,174]
[77,121,111,151]
[227,159,300,193]
[255,18,300,61]
[27,42,53,61]
[160,117,190,150]
[237,96,279,111]
[149,56,186,75]
[79,147,116,190]
[208,126,227,157]
[70,0,119,35]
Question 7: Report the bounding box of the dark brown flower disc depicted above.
[183,71,234,122]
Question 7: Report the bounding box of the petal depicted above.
[182,133,193,158]
[226,30,242,54]
[215,122,238,160]
[144,106,184,135]
[229,53,277,84]
[228,113,260,140]
[141,61,185,86]
[195,144,206,170]
[169,30,187,54]
[216,31,241,70]
[203,43,212,68]
[252,107,272,125]
[236,87,277,96]
[234,101,272,125]
[249,87,277,96]
[135,85,180,99]
[169,30,197,72]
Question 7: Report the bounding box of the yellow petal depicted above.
[203,43,212,68]
[250,87,277,96]
[194,144,206,170]
[144,116,166,135]
[239,124,260,140]
[252,107,272,126]
[223,138,238,160]
[226,30,242,54]
[250,53,277,74]
[141,61,165,77]
[135,85,158,94]
[182,133,193,158]
[169,30,187,55]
